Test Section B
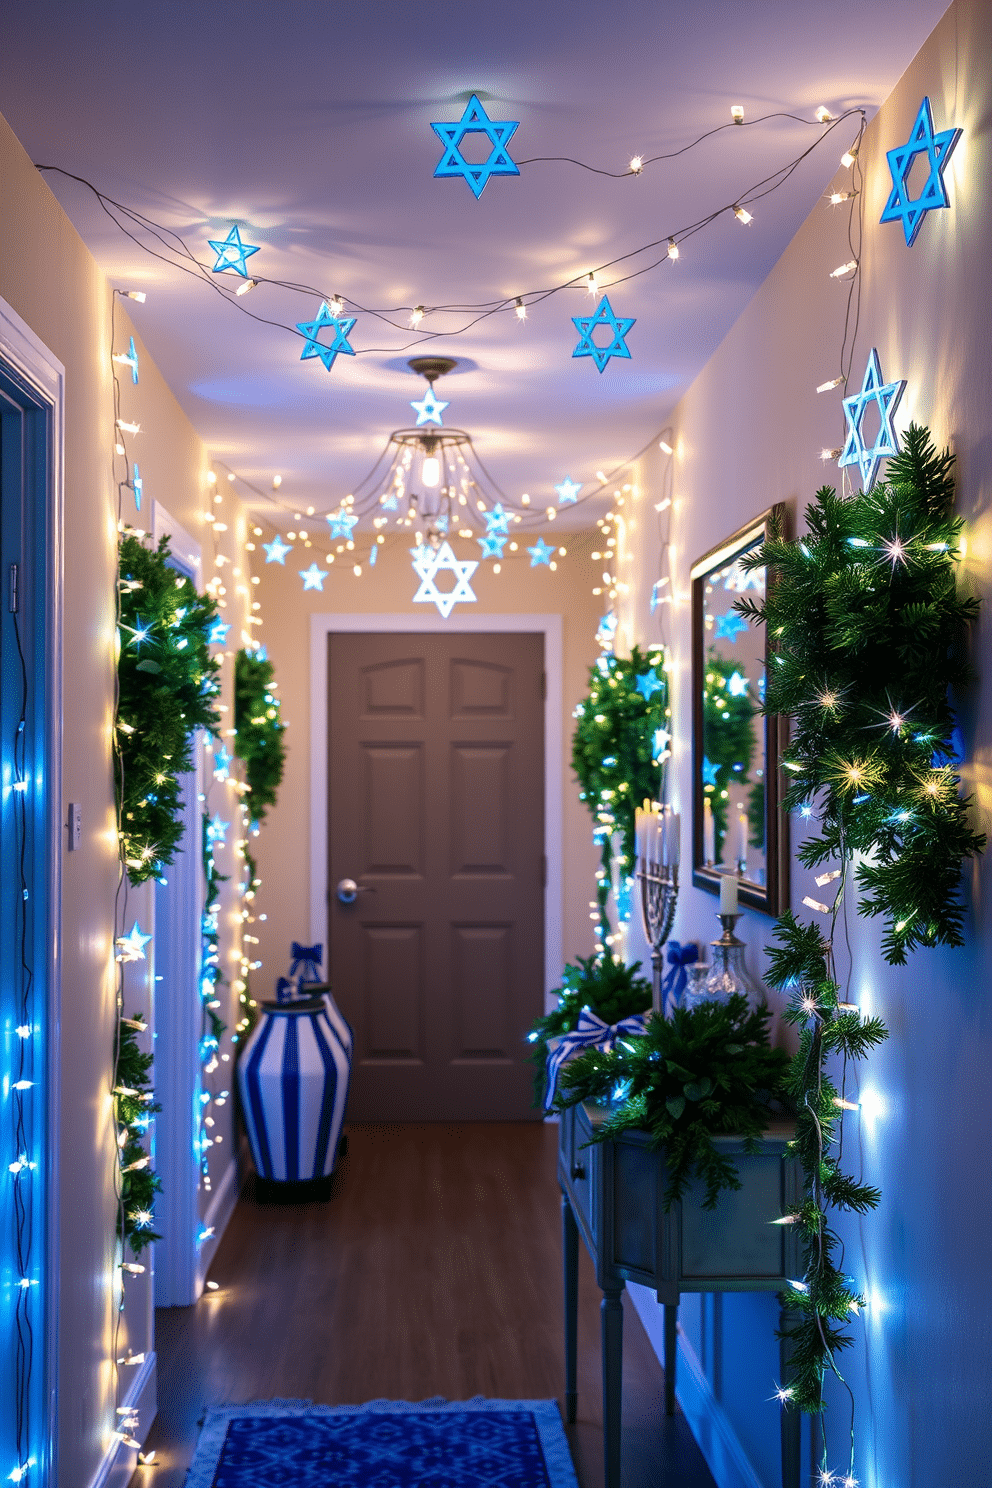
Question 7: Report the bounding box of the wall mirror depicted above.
[690,505,789,917]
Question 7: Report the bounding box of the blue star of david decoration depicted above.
[300,563,328,591]
[207,618,230,646]
[410,387,448,426]
[327,507,358,540]
[132,463,143,511]
[411,540,479,618]
[485,503,510,536]
[572,296,635,373]
[297,301,357,371]
[478,533,506,559]
[839,348,906,492]
[701,756,720,787]
[715,611,749,643]
[880,97,962,247]
[634,668,663,702]
[431,93,520,199]
[555,475,582,505]
[208,224,261,278]
[263,535,292,564]
[527,537,555,567]
[213,746,232,781]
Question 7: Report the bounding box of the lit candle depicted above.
[703,797,715,864]
[736,810,749,866]
[719,872,738,915]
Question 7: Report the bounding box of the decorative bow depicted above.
[661,941,698,1018]
[544,1006,647,1110]
[275,975,297,1005]
[289,941,323,983]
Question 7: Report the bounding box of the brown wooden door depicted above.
[327,631,545,1121]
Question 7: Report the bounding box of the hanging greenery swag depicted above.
[115,1017,161,1254]
[233,647,287,823]
[735,425,985,1419]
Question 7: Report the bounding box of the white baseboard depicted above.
[196,1155,239,1291]
[86,1351,157,1488]
[627,1285,765,1488]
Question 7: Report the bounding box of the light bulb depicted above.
[829,191,852,205]
[235,279,257,296]
[817,377,844,393]
[830,260,858,279]
[421,456,440,487]
[125,290,146,303]
[410,304,425,327]
[841,146,858,169]
[815,106,834,123]
[733,205,753,225]
[271,474,282,489]
[731,105,744,124]
[628,154,643,173]
[658,439,673,455]
[329,294,344,316]
[514,297,526,321]
[586,271,597,295]
[667,238,679,261]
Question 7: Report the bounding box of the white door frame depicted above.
[309,612,563,994]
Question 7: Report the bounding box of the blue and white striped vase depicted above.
[238,989,353,1202]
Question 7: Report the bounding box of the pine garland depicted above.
[117,532,221,884]
[553,997,789,1209]
[702,651,758,856]
[115,1018,161,1254]
[736,425,985,1423]
[526,953,652,1103]
[233,648,287,823]
[572,645,669,935]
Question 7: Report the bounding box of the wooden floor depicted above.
[135,1123,716,1488]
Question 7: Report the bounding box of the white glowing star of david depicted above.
[411,540,479,619]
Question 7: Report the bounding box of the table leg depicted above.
[562,1193,579,1424]
[601,1284,624,1488]
[663,1301,678,1416]
[779,1306,800,1488]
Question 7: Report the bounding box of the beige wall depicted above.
[248,530,604,1002]
[617,1,992,1480]
[0,111,250,1487]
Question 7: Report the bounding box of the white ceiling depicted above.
[0,1,949,527]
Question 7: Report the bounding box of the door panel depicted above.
[329,631,544,1120]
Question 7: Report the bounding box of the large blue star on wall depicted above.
[300,563,328,591]
[263,535,292,564]
[880,96,962,247]
[327,507,359,540]
[715,611,749,643]
[634,668,663,702]
[527,536,555,567]
[477,533,506,560]
[839,347,906,492]
[208,224,261,277]
[572,297,635,373]
[431,94,520,199]
[555,475,582,505]
[297,301,357,371]
[411,541,479,618]
[410,387,449,427]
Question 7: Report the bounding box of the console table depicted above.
[558,1102,802,1488]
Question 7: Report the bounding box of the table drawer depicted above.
[559,1104,597,1249]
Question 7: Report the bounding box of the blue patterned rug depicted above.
[186,1397,579,1487]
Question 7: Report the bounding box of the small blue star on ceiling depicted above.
[634,668,663,702]
[208,224,261,278]
[297,300,357,371]
[701,756,720,787]
[327,506,359,540]
[300,562,328,591]
[207,618,230,646]
[880,96,962,247]
[411,540,479,618]
[410,386,449,426]
[477,533,506,559]
[572,296,635,374]
[116,920,153,962]
[527,536,555,567]
[839,347,906,492]
[431,93,520,199]
[715,611,749,643]
[485,503,511,535]
[263,535,292,564]
[555,475,582,505]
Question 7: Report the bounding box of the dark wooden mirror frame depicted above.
[690,504,790,917]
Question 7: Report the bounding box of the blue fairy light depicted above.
[527,536,555,567]
[296,300,357,371]
[208,224,261,277]
[702,757,720,787]
[839,348,906,493]
[299,562,328,591]
[880,97,962,246]
[262,536,292,564]
[571,296,635,373]
[431,94,520,198]
[113,335,140,384]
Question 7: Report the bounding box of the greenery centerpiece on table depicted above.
[552,995,790,1209]
[527,954,652,1105]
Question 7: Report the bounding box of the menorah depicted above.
[634,804,680,1015]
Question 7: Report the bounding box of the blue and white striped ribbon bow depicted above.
[289,941,323,983]
[545,1007,648,1110]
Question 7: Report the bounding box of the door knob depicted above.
[570,1161,586,1182]
[336,877,376,904]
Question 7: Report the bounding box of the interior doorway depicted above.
[327,631,545,1120]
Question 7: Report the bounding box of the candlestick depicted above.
[719,871,738,915]
[702,796,715,865]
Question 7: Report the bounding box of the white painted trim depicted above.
[0,295,65,1488]
[196,1155,239,1285]
[627,1286,765,1488]
[85,1351,157,1488]
[309,612,564,994]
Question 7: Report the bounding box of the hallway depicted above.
[138,1124,717,1487]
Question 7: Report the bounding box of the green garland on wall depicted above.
[115,1017,161,1254]
[572,644,669,935]
[702,650,758,857]
[736,426,985,1431]
[117,531,221,884]
[233,647,287,823]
